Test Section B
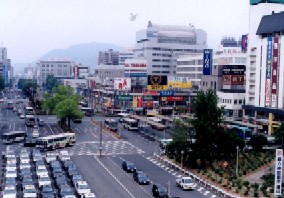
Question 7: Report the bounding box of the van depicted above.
[32,129,39,138]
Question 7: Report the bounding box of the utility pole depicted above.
[99,121,103,157]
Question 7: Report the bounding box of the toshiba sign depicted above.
[125,63,147,68]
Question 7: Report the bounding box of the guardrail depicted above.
[153,154,239,198]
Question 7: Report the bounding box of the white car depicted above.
[6,156,17,164]
[5,170,17,178]
[176,177,197,190]
[82,193,96,198]
[20,114,25,119]
[75,181,91,196]
[5,163,17,171]
[32,129,39,138]
[2,186,17,198]
[38,174,51,186]
[20,162,31,169]
[45,152,57,163]
[20,156,30,163]
[36,166,48,177]
[23,185,37,198]
[59,150,71,161]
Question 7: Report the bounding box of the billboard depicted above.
[88,80,96,89]
[137,96,143,108]
[132,96,138,108]
[222,65,245,75]
[74,65,79,78]
[147,75,168,90]
[168,77,191,89]
[161,96,184,102]
[223,75,245,85]
[241,35,248,52]
[271,36,279,108]
[203,49,213,75]
[115,95,132,101]
[251,0,284,5]
[265,36,273,106]
[124,59,147,77]
[114,78,131,90]
[274,149,283,196]
[143,91,158,96]
[159,91,174,96]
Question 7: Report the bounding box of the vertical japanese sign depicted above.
[271,36,279,108]
[132,96,138,108]
[274,149,283,196]
[265,36,273,107]
[74,65,79,79]
[203,49,213,75]
[241,35,248,52]
[137,96,142,108]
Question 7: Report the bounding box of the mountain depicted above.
[41,42,125,67]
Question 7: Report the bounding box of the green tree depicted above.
[41,93,56,115]
[54,98,83,130]
[0,75,5,91]
[190,90,224,165]
[248,134,268,151]
[274,123,284,146]
[20,79,37,97]
[45,74,59,92]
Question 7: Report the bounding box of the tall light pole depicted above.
[99,121,103,157]
[236,145,239,177]
[181,150,184,169]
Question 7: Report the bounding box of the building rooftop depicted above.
[256,11,284,35]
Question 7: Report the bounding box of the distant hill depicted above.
[41,42,125,67]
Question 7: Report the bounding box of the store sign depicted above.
[128,73,147,77]
[168,77,191,89]
[133,96,138,108]
[115,95,133,101]
[271,36,279,108]
[274,149,283,196]
[265,36,273,106]
[203,49,213,75]
[114,78,131,90]
[222,65,245,75]
[147,75,168,90]
[147,85,168,90]
[161,96,183,102]
[137,96,142,108]
[159,91,174,96]
[125,63,147,68]
[223,75,245,85]
[144,101,153,108]
[144,91,158,96]
[143,96,153,101]
[241,35,248,52]
[74,65,79,78]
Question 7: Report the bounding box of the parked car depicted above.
[23,185,37,198]
[74,181,91,196]
[152,183,169,198]
[122,161,136,173]
[40,185,55,197]
[133,170,150,185]
[20,114,25,119]
[82,193,96,198]
[2,186,17,198]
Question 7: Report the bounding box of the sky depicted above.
[0,0,249,64]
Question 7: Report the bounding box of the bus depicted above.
[81,107,94,117]
[25,115,36,127]
[123,118,139,131]
[25,107,34,115]
[7,101,13,110]
[2,131,27,144]
[147,117,162,124]
[117,113,129,123]
[104,119,118,132]
[36,133,76,151]
[159,139,173,153]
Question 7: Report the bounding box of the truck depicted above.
[176,177,196,190]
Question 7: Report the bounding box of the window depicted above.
[234,99,238,105]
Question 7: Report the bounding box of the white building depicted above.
[94,65,125,85]
[119,49,134,65]
[135,21,207,75]
[37,59,74,85]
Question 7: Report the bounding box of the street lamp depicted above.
[181,150,185,169]
[236,145,239,177]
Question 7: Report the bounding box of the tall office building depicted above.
[135,21,207,75]
[98,49,119,65]
[119,49,134,65]
[243,0,284,134]
[0,47,12,83]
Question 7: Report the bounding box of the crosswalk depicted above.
[145,156,218,198]
[4,141,144,156]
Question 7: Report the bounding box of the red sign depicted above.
[162,96,183,102]
[271,36,279,95]
[137,96,142,108]
[223,75,244,85]
[125,63,147,68]
[89,80,96,89]
[144,101,153,108]
[144,91,158,95]
[74,65,78,78]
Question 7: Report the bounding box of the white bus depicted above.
[2,131,27,144]
[147,117,162,124]
[123,118,139,131]
[26,115,36,127]
[36,133,76,151]
[25,107,34,115]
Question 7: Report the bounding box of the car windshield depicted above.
[42,187,53,192]
[4,189,16,194]
[24,188,36,193]
[127,163,134,167]
[7,170,16,174]
[183,178,194,183]
[40,177,50,181]
[158,186,167,193]
[61,188,72,192]
[138,175,148,180]
[78,184,89,189]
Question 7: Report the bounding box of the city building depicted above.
[37,59,74,85]
[98,49,119,65]
[119,49,134,65]
[94,65,125,85]
[243,1,284,134]
[135,21,207,75]
[73,64,90,79]
[0,47,12,83]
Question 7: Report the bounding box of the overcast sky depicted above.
[0,0,249,63]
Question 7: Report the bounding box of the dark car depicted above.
[52,166,63,174]
[63,160,75,168]
[59,185,76,197]
[133,171,150,185]
[122,161,136,173]
[24,139,36,147]
[152,184,169,198]
[40,185,55,197]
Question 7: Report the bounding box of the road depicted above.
[0,90,217,198]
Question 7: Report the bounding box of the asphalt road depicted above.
[0,90,216,198]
